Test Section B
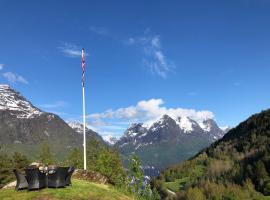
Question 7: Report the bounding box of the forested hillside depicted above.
[152,109,270,200]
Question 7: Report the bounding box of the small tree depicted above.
[96,149,126,186]
[263,180,270,196]
[0,151,13,188]
[185,187,206,200]
[151,187,161,200]
[67,148,83,169]
[12,152,29,169]
[39,143,55,165]
[128,153,144,193]
[86,137,106,170]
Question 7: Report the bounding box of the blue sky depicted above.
[1,0,270,138]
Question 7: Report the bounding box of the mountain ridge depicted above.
[116,114,225,176]
[0,84,104,159]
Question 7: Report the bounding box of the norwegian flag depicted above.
[82,48,85,87]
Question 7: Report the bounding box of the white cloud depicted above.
[126,33,174,78]
[59,43,88,57]
[151,36,161,48]
[40,101,69,109]
[2,72,28,84]
[0,64,4,70]
[87,98,214,127]
[89,26,111,37]
[126,37,135,45]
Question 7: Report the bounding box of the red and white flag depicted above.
[82,48,85,87]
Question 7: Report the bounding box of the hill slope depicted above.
[0,84,104,159]
[154,109,270,199]
[0,179,134,200]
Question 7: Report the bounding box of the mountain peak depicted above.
[175,116,195,133]
[124,123,146,138]
[0,84,42,118]
[103,135,118,146]
[67,121,88,134]
[199,118,215,132]
[0,84,10,89]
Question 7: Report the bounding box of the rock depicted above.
[73,169,108,184]
[2,181,16,189]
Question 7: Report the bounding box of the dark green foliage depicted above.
[38,142,55,165]
[0,152,13,188]
[67,148,83,168]
[86,136,107,171]
[12,151,29,170]
[128,153,144,193]
[67,137,127,187]
[127,153,161,200]
[96,149,126,186]
[154,109,270,199]
[264,180,270,195]
[0,147,29,188]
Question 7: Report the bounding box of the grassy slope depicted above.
[164,177,190,192]
[0,179,134,200]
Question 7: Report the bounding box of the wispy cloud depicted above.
[59,42,88,57]
[126,31,175,78]
[87,98,214,129]
[89,26,111,37]
[84,98,214,138]
[0,64,4,70]
[88,27,174,78]
[40,101,69,109]
[2,72,28,84]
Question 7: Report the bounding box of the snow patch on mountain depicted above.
[176,116,193,133]
[67,121,85,134]
[0,84,43,118]
[199,120,212,132]
[126,130,139,137]
[102,135,118,145]
[117,114,226,148]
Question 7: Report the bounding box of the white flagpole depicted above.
[82,86,86,170]
[82,48,87,170]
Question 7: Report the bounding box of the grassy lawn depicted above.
[0,179,134,200]
[164,177,189,192]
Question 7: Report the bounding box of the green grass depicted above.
[164,177,189,192]
[163,165,204,193]
[0,179,134,200]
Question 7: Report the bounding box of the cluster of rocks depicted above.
[73,169,108,184]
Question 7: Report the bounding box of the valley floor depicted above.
[0,179,134,200]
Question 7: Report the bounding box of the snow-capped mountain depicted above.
[116,114,226,176]
[220,126,231,133]
[0,84,88,156]
[0,84,43,118]
[67,121,88,134]
[67,121,105,143]
[117,114,225,148]
[102,135,118,146]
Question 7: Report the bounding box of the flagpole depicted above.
[82,48,87,170]
[82,86,86,170]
